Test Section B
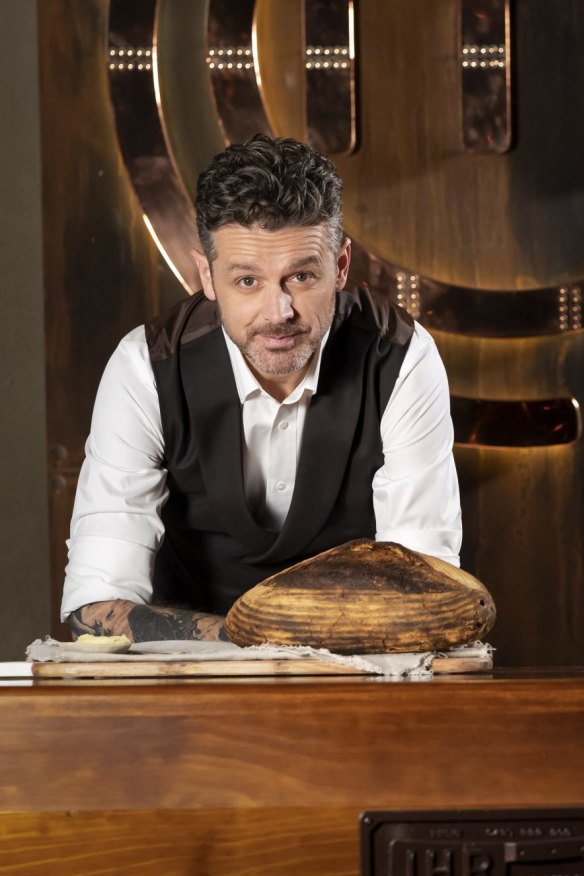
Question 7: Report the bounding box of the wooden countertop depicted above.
[1,669,583,875]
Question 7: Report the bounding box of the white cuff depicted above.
[61,536,155,621]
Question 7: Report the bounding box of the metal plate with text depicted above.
[361,808,584,875]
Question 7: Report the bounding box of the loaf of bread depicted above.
[225,539,496,654]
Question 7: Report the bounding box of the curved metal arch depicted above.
[107,0,200,293]
[107,0,584,338]
[106,0,582,448]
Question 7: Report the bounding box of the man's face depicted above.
[194,224,351,392]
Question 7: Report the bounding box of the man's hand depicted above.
[67,599,229,643]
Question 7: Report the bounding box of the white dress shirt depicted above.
[61,319,462,620]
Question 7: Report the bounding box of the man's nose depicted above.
[260,285,294,323]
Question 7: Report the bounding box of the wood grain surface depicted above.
[31,658,365,678]
[0,808,359,876]
[0,675,583,875]
[29,653,491,678]
[2,677,583,812]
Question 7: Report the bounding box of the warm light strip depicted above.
[206,47,254,69]
[107,47,152,71]
[251,17,262,90]
[395,273,421,320]
[461,44,506,68]
[571,397,582,439]
[207,59,254,70]
[461,59,506,69]
[142,214,192,294]
[305,60,350,70]
[348,0,355,61]
[108,47,152,57]
[305,46,350,56]
[151,42,162,118]
[462,44,505,54]
[208,47,253,56]
[558,286,583,331]
[305,46,351,70]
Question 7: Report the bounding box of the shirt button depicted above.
[276,481,286,492]
[279,421,289,431]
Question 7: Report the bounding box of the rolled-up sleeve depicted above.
[60,326,168,620]
[373,323,462,566]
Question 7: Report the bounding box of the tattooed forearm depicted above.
[67,599,229,644]
[126,604,229,643]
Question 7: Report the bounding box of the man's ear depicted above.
[192,249,216,301]
[335,237,352,291]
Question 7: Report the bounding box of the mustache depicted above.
[252,324,308,338]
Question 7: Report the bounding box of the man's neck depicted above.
[246,360,311,403]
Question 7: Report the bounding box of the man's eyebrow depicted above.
[288,256,323,271]
[225,262,259,273]
[225,255,323,274]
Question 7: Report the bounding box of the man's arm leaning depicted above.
[373,324,462,565]
[62,329,231,642]
[68,600,228,643]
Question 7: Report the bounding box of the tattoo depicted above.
[127,604,226,643]
[68,602,129,639]
[67,600,227,644]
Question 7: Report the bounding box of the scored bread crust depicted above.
[225,539,496,654]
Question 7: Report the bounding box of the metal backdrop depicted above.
[50,0,582,664]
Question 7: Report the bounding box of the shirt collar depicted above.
[222,326,331,405]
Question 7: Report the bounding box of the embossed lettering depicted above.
[485,827,514,839]
[549,827,573,838]
[430,829,462,840]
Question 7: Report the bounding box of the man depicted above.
[62,134,461,642]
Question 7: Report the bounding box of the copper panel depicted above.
[419,280,584,337]
[206,0,272,144]
[304,0,357,155]
[257,0,584,291]
[451,397,580,448]
[460,0,511,152]
[108,0,200,293]
[348,242,584,337]
[324,0,584,291]
[436,322,584,666]
[154,1,227,204]
[453,441,584,666]
[253,0,306,142]
[109,1,584,336]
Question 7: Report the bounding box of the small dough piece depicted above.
[61,634,131,654]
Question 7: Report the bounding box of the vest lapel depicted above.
[249,318,373,564]
[182,329,277,555]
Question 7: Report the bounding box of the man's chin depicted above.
[245,345,314,377]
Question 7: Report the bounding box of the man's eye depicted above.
[293,272,311,283]
[238,277,256,288]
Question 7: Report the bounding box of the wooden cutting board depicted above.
[31,653,492,679]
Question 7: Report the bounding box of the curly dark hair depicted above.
[195,134,344,260]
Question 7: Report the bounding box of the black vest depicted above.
[145,287,414,614]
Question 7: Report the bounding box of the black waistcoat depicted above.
[145,287,414,614]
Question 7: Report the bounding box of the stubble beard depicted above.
[222,293,336,376]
